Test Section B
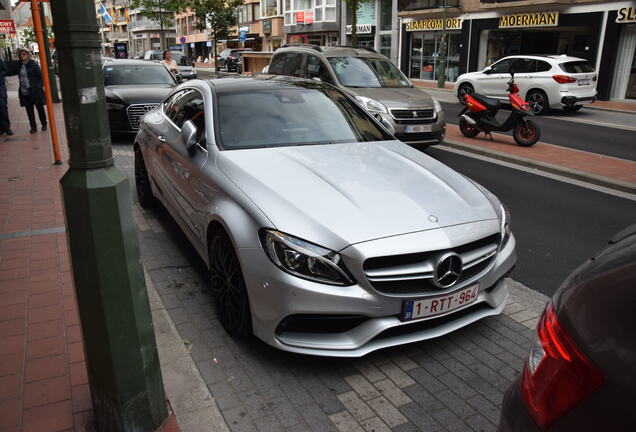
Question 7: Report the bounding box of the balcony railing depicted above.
[398,0,460,12]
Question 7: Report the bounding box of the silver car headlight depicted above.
[261,230,354,286]
[355,96,388,114]
[432,98,442,112]
[501,204,511,246]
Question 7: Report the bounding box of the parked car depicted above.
[265,45,446,147]
[134,76,516,357]
[143,50,198,80]
[103,60,177,133]
[216,48,253,73]
[454,55,598,115]
[499,225,636,431]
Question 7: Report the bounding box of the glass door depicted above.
[410,33,422,79]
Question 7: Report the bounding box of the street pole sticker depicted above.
[0,19,16,34]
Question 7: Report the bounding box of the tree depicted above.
[129,0,182,50]
[183,0,244,72]
[342,0,373,47]
[20,27,37,49]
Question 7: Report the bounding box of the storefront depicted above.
[404,17,463,82]
[283,0,341,46]
[610,6,636,99]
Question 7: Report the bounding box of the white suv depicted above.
[454,55,597,114]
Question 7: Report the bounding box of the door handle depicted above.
[158,135,166,142]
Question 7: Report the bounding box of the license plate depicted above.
[578,79,590,86]
[402,284,479,321]
[405,124,432,133]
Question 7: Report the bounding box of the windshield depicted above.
[104,65,175,86]
[328,56,411,88]
[171,52,191,66]
[217,85,392,149]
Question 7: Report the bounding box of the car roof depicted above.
[275,45,385,59]
[207,75,334,94]
[104,59,165,66]
[500,54,589,62]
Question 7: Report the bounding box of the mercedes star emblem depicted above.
[433,253,463,288]
[428,215,438,223]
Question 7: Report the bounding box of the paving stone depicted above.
[344,374,381,402]
[399,402,442,431]
[222,406,256,432]
[225,367,255,392]
[360,416,391,432]
[196,358,226,385]
[238,389,270,419]
[254,415,284,432]
[373,379,412,407]
[329,411,364,432]
[268,397,303,428]
[392,421,422,432]
[435,388,478,420]
[366,396,407,427]
[208,382,241,411]
[389,353,418,372]
[466,394,501,425]
[402,384,444,412]
[337,391,375,422]
[321,371,353,395]
[378,363,415,389]
[407,367,446,394]
[436,372,478,400]
[466,413,496,432]
[279,377,315,407]
[299,402,339,432]
[353,359,386,383]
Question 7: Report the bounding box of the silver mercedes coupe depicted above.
[134,76,517,357]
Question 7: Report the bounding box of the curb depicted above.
[585,104,636,115]
[441,138,636,195]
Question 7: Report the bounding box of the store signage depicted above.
[346,24,373,34]
[499,11,559,28]
[616,7,636,24]
[405,18,463,32]
[296,11,304,24]
[0,19,15,34]
[305,11,314,24]
[263,19,272,34]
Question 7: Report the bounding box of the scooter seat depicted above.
[472,93,500,112]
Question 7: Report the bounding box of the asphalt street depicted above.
[426,147,636,296]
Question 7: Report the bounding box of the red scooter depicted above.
[458,73,540,147]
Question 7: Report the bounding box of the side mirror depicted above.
[180,120,198,156]
[375,114,395,136]
[483,66,492,74]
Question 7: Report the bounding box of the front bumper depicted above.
[240,222,516,357]
[383,109,446,146]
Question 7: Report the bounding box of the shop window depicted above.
[380,0,392,31]
[409,32,461,82]
[380,35,391,58]
[398,0,458,12]
[254,3,261,20]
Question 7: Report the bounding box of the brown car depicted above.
[499,225,636,430]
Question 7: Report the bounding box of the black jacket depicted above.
[15,60,46,107]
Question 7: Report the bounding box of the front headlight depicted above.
[105,101,125,110]
[432,98,442,112]
[501,204,511,246]
[355,96,388,114]
[261,230,354,286]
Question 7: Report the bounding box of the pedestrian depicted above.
[16,48,47,134]
[0,57,13,136]
[161,50,178,76]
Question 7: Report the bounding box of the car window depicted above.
[489,58,514,74]
[216,85,392,149]
[327,56,410,88]
[171,52,191,66]
[306,55,332,83]
[169,89,205,129]
[282,53,303,77]
[536,61,552,72]
[511,58,535,74]
[103,64,175,86]
[268,54,286,74]
[559,61,594,73]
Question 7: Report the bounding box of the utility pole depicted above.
[437,0,447,89]
[38,4,60,103]
[50,0,168,430]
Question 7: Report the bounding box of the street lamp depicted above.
[437,0,447,89]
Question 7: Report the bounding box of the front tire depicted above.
[208,230,252,337]
[513,120,540,147]
[459,117,480,138]
[526,90,549,115]
[458,83,474,104]
[134,147,156,209]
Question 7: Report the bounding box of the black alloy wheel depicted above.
[134,147,156,209]
[526,90,550,115]
[208,231,252,336]
[458,83,474,104]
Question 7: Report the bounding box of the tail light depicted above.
[521,302,603,429]
[553,75,577,84]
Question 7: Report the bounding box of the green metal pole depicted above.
[50,1,168,431]
[38,3,60,103]
[437,0,447,88]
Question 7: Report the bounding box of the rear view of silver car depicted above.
[134,76,515,357]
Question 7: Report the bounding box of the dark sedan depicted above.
[103,60,177,134]
[499,225,636,431]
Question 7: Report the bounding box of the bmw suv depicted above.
[265,45,446,147]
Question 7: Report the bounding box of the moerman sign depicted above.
[405,18,463,32]
[499,11,559,28]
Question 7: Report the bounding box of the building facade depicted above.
[128,6,176,58]
[94,0,131,58]
[282,0,342,46]
[397,0,636,101]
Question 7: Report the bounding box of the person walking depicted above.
[161,50,178,76]
[0,57,13,135]
[17,48,47,134]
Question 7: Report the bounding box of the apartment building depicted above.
[94,0,131,58]
[397,0,636,100]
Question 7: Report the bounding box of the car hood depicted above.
[218,140,498,250]
[105,85,174,104]
[346,87,434,109]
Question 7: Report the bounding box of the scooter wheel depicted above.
[513,119,540,147]
[459,117,480,138]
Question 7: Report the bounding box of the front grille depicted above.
[395,132,442,143]
[276,315,369,335]
[363,234,501,295]
[391,108,435,120]
[127,104,159,130]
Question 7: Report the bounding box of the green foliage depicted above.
[20,27,37,48]
[129,0,182,27]
[183,0,244,44]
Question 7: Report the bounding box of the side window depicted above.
[163,91,184,118]
[536,60,552,72]
[282,53,303,77]
[268,54,286,75]
[490,58,514,74]
[511,58,535,74]
[165,89,207,145]
[306,55,332,83]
